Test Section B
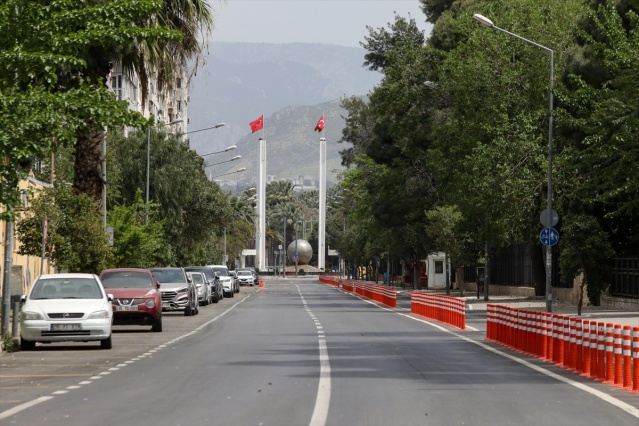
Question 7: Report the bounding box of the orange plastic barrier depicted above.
[486,306,636,394]
[410,292,465,330]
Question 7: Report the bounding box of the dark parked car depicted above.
[184,266,223,303]
[149,267,198,316]
[100,268,163,332]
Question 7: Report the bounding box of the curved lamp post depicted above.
[473,13,554,312]
[211,167,246,180]
[206,155,241,168]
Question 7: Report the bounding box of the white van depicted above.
[208,265,238,297]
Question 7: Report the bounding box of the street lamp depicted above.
[201,145,236,157]
[146,119,182,225]
[473,13,555,312]
[206,155,241,168]
[211,167,246,180]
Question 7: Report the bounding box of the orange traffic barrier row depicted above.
[353,281,397,308]
[411,292,466,330]
[318,276,340,286]
[486,304,638,393]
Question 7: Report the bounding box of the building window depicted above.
[110,75,122,101]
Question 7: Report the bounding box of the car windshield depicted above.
[185,267,215,280]
[31,277,102,300]
[150,269,186,283]
[212,267,229,276]
[101,271,153,289]
[237,271,252,276]
[189,273,204,285]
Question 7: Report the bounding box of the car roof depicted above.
[37,273,97,280]
[100,268,150,275]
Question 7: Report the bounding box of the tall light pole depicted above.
[473,13,554,312]
[146,119,182,225]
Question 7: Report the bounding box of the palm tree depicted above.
[73,0,214,203]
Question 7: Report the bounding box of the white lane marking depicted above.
[399,313,639,419]
[0,295,252,421]
[0,397,54,421]
[328,284,637,418]
[297,286,331,426]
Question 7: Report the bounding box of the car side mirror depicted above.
[155,281,161,289]
[107,294,114,302]
[20,294,26,303]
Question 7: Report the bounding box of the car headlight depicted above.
[178,286,188,293]
[21,311,43,321]
[88,310,110,319]
[145,299,156,308]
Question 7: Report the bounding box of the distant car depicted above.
[100,268,163,332]
[149,267,199,316]
[187,271,211,306]
[20,273,114,350]
[185,266,222,303]
[208,265,235,297]
[245,267,259,285]
[229,271,240,293]
[236,269,255,286]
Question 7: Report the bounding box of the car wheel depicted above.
[184,303,193,316]
[100,335,113,349]
[152,316,163,332]
[212,290,219,303]
[194,303,199,315]
[20,337,35,351]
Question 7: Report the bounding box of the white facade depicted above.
[108,62,189,135]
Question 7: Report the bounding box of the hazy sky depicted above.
[209,0,432,47]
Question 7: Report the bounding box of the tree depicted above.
[17,186,111,274]
[0,0,180,215]
[108,190,170,268]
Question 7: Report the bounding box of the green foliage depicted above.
[2,333,17,353]
[559,214,615,305]
[0,0,179,213]
[108,190,170,268]
[16,186,111,273]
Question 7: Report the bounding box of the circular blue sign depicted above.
[540,227,559,247]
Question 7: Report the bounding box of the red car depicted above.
[99,268,163,332]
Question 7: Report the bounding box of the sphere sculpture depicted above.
[287,239,313,264]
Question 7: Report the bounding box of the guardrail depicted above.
[486,305,638,393]
[317,277,396,308]
[410,292,466,330]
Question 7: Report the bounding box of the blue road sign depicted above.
[292,254,300,262]
[540,227,559,247]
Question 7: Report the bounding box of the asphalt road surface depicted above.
[1,278,637,426]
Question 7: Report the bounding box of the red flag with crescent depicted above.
[314,115,325,132]
[249,115,264,133]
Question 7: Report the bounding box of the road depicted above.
[1,278,637,425]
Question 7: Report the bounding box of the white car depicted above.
[20,273,114,350]
[208,265,235,297]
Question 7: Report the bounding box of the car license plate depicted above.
[51,324,81,331]
[115,305,139,311]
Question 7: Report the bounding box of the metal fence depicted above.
[609,258,639,298]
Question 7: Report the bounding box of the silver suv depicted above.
[149,267,199,316]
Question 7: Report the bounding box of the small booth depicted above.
[426,252,450,290]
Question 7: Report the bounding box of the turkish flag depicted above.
[314,115,325,132]
[249,115,264,133]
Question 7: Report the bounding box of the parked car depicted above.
[209,265,236,297]
[187,271,211,306]
[245,267,259,285]
[184,266,222,303]
[20,273,114,350]
[100,268,163,332]
[236,269,255,286]
[149,267,198,316]
[229,271,240,293]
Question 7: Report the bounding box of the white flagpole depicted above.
[318,117,326,272]
[257,120,266,272]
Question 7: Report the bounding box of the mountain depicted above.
[186,42,380,188]
[205,100,350,189]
